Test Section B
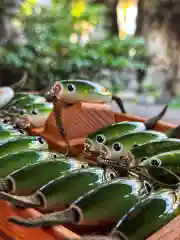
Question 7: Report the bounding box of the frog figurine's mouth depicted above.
[83,139,100,160]
[45,82,63,101]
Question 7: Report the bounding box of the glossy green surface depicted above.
[8,159,87,195]
[0,129,25,142]
[74,178,148,222]
[101,131,167,162]
[85,122,145,154]
[21,102,53,111]
[0,150,51,177]
[39,167,107,208]
[140,150,180,177]
[114,189,179,240]
[130,139,180,165]
[0,136,48,158]
[8,96,46,109]
[51,80,112,103]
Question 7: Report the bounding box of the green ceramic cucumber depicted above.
[111,189,180,240]
[0,136,48,158]
[7,165,180,228]
[0,128,26,142]
[0,159,88,195]
[46,79,128,113]
[129,139,180,165]
[0,167,119,209]
[7,177,151,227]
[4,93,35,108]
[84,122,146,157]
[0,150,53,177]
[15,102,53,115]
[139,150,180,177]
[22,103,53,111]
[98,130,167,164]
[46,80,113,104]
[8,96,46,109]
[84,104,169,157]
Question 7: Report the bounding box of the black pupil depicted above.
[32,109,38,115]
[38,138,44,144]
[67,84,74,92]
[114,143,121,151]
[110,173,115,179]
[133,144,139,148]
[53,154,57,158]
[97,135,104,143]
[151,159,160,166]
[20,110,26,115]
[141,157,148,162]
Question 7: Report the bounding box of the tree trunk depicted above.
[104,0,119,36]
[0,1,25,45]
[89,0,119,36]
[136,0,180,97]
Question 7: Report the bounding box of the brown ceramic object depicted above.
[29,101,115,155]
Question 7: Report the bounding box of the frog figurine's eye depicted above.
[20,109,27,115]
[96,134,105,144]
[31,109,38,115]
[52,154,57,159]
[105,168,118,181]
[132,144,139,148]
[113,142,123,152]
[19,129,25,134]
[37,137,44,144]
[149,158,161,166]
[67,84,76,92]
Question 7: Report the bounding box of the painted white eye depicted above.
[140,156,148,162]
[105,167,118,181]
[52,154,57,159]
[67,84,76,92]
[96,134,105,144]
[31,109,38,115]
[37,137,45,144]
[19,109,27,115]
[149,158,161,166]
[112,142,123,152]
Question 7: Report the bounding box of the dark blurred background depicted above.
[1,0,180,121]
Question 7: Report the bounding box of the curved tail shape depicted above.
[166,124,180,138]
[112,95,126,113]
[0,192,41,208]
[8,208,76,228]
[144,104,169,130]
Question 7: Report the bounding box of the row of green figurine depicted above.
[0,81,179,239]
[0,122,179,239]
[0,149,178,240]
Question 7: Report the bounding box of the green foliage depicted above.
[0,0,150,91]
